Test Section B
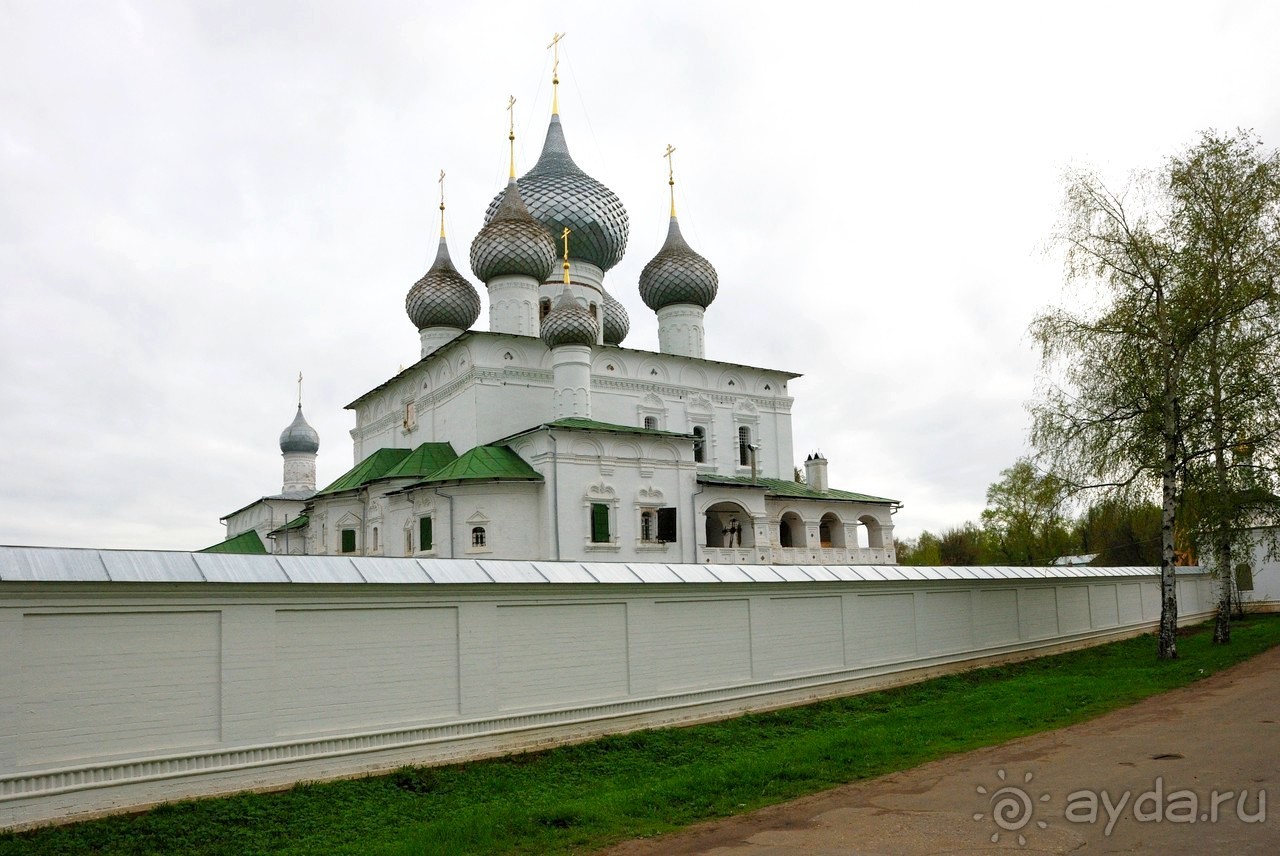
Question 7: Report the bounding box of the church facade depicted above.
[213,77,900,566]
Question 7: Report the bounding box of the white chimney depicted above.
[804,452,829,493]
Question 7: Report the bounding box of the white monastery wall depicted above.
[0,547,1218,830]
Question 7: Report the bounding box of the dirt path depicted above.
[601,645,1280,854]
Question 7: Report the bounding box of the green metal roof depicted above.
[383,442,458,479]
[500,417,692,444]
[199,529,268,555]
[318,447,414,495]
[697,473,898,504]
[415,445,542,484]
[269,514,309,535]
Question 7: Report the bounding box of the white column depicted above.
[656,304,706,359]
[282,452,316,494]
[420,326,465,358]
[487,275,540,336]
[551,344,592,419]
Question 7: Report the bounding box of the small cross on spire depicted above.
[560,226,571,284]
[297,371,303,409]
[507,95,517,177]
[437,169,447,237]
[664,144,678,216]
[547,32,566,114]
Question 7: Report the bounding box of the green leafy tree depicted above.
[1167,132,1280,643]
[1031,130,1280,659]
[980,458,1075,565]
[1075,498,1163,566]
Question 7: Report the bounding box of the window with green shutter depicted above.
[657,507,678,542]
[340,528,356,553]
[591,503,611,543]
[419,516,433,552]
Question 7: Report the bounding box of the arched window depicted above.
[641,510,655,542]
[371,527,379,552]
[779,519,794,548]
[692,426,706,463]
[738,426,750,466]
[539,298,551,320]
[471,527,486,548]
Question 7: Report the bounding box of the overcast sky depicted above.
[3,0,1280,550]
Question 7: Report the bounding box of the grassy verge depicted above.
[4,615,1279,856]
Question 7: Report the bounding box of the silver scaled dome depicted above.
[540,289,599,349]
[602,289,629,345]
[638,216,719,311]
[406,236,482,331]
[470,178,557,282]
[279,406,320,454]
[485,114,628,273]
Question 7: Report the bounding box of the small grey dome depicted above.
[470,179,557,283]
[638,216,719,311]
[279,406,320,454]
[485,114,628,273]
[406,236,482,331]
[540,289,599,349]
[602,289,629,345]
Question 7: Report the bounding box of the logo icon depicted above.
[974,768,1051,846]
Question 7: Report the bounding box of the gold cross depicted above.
[664,144,678,215]
[438,169,446,210]
[507,95,516,135]
[547,32,565,77]
[297,371,303,408]
[561,227,571,284]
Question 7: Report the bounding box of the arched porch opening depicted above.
[705,502,754,548]
[858,514,885,549]
[819,512,845,548]
[778,511,805,548]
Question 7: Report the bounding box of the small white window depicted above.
[644,416,657,430]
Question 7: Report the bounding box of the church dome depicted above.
[540,290,599,349]
[406,237,482,331]
[602,289,629,345]
[485,114,628,273]
[279,406,319,455]
[638,216,719,311]
[470,179,557,283]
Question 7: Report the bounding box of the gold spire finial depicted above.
[438,169,447,238]
[547,32,565,114]
[507,95,517,179]
[297,371,303,409]
[560,226,571,284]
[663,144,678,217]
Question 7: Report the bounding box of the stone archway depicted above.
[705,501,754,548]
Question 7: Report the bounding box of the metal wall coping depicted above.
[0,545,1202,585]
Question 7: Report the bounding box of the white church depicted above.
[209,65,901,567]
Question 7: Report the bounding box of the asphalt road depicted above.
[601,642,1279,854]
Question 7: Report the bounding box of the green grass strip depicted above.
[4,615,1279,856]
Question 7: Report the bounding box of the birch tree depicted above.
[1032,130,1280,658]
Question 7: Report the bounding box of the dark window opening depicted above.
[693,426,705,463]
[738,426,750,466]
[644,415,657,430]
[1236,562,1254,592]
[539,298,551,320]
[641,510,655,541]
[419,516,433,552]
[657,507,678,542]
[340,528,356,554]
[591,502,611,543]
[471,526,486,548]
